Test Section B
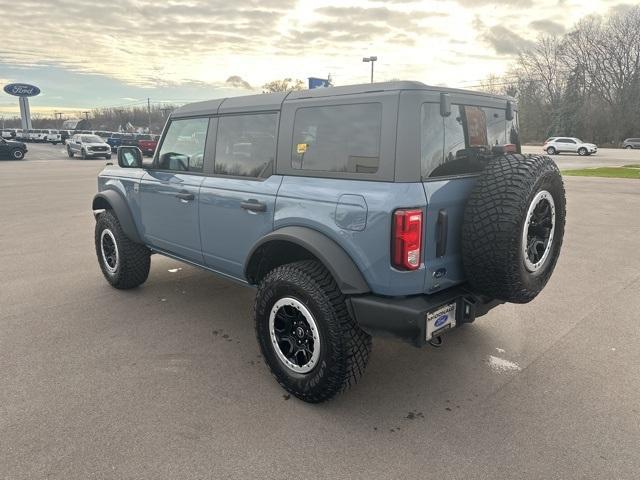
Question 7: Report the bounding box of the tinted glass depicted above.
[157,117,209,172]
[420,103,444,177]
[81,135,102,143]
[215,113,277,178]
[292,103,381,173]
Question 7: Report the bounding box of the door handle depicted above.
[175,192,195,202]
[240,199,267,212]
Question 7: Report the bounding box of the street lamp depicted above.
[362,56,378,83]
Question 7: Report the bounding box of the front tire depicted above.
[11,149,24,160]
[546,146,556,155]
[254,260,371,403]
[625,145,632,149]
[81,149,87,160]
[67,147,74,158]
[95,210,150,289]
[578,147,587,156]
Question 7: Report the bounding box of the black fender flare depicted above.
[244,226,370,295]
[92,190,143,244]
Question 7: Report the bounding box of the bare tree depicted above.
[261,78,305,93]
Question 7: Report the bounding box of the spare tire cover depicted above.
[461,154,566,303]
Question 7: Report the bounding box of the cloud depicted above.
[225,76,252,89]
[529,19,566,34]
[455,0,533,5]
[475,18,535,55]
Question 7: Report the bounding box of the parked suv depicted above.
[67,134,112,159]
[623,138,640,149]
[0,137,27,159]
[92,82,566,403]
[543,137,597,155]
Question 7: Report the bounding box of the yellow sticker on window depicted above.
[296,143,308,154]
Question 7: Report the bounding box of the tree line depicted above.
[479,5,640,145]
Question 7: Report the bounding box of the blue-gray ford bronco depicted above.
[92,81,566,403]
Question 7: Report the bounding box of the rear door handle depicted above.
[240,199,267,212]
[175,192,195,202]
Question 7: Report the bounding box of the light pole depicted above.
[362,56,377,83]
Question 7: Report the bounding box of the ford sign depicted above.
[4,83,41,97]
[434,314,449,328]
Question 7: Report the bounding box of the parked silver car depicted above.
[623,138,640,149]
[66,134,112,159]
[543,137,597,156]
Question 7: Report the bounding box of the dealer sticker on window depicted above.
[426,302,456,341]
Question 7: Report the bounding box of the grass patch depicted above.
[563,167,640,179]
[623,164,640,168]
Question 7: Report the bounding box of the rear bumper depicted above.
[348,286,503,347]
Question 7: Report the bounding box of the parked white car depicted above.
[543,137,597,156]
[66,134,112,159]
[44,129,61,145]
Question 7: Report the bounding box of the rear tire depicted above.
[625,145,632,149]
[95,210,150,289]
[462,154,566,303]
[254,260,371,403]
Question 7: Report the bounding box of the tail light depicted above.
[392,209,423,270]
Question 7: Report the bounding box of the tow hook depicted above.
[429,335,443,348]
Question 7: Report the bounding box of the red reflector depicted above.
[392,209,423,270]
[504,143,517,153]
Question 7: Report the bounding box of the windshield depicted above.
[81,135,102,143]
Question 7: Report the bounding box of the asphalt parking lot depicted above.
[1,143,639,479]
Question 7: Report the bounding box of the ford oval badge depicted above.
[3,83,41,97]
[434,314,448,328]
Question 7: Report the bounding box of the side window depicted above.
[420,103,444,177]
[214,113,278,178]
[157,117,209,172]
[292,103,381,173]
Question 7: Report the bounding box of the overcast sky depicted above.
[0,0,631,116]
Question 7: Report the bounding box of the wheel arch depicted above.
[244,226,370,295]
[92,190,143,244]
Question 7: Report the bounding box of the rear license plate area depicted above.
[426,302,456,341]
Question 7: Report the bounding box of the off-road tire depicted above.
[546,146,556,155]
[67,147,74,158]
[11,149,24,160]
[254,260,372,403]
[462,154,566,303]
[94,210,150,289]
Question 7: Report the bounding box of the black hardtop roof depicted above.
[172,81,513,117]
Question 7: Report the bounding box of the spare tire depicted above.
[461,154,566,303]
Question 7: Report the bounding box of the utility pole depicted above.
[147,98,151,133]
[1,116,4,129]
[160,107,172,118]
[82,111,90,120]
[362,56,378,83]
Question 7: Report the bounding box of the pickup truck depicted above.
[136,134,159,156]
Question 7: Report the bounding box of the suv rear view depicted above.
[93,82,566,402]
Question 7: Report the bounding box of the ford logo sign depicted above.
[3,83,41,97]
[434,314,448,328]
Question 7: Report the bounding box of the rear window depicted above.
[421,103,519,178]
[291,103,381,174]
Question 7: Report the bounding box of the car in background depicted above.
[543,137,597,156]
[136,134,159,156]
[60,130,73,144]
[44,129,61,145]
[1,129,15,139]
[107,133,127,152]
[66,134,112,159]
[0,137,27,160]
[623,138,640,149]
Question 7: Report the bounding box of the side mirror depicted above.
[506,100,514,121]
[440,93,451,117]
[117,146,143,168]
